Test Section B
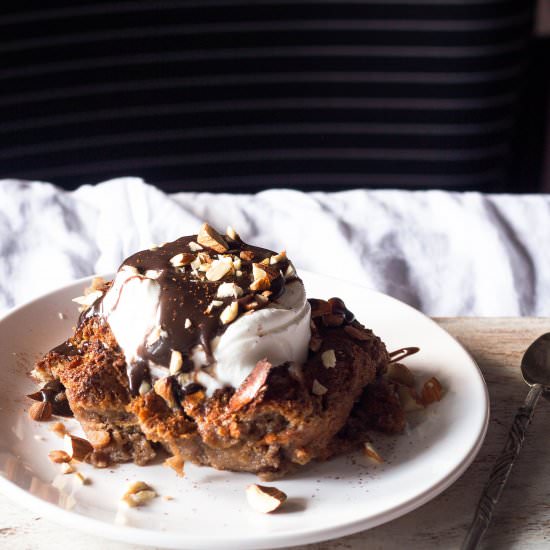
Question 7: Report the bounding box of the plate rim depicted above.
[0,270,490,549]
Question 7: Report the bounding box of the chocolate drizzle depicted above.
[81,233,291,395]
[388,347,420,363]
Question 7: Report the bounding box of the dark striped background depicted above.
[0,1,536,192]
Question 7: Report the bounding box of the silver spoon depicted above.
[462,332,550,550]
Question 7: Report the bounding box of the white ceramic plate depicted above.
[0,270,488,549]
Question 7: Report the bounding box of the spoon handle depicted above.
[462,383,543,550]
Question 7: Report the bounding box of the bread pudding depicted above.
[28,223,428,480]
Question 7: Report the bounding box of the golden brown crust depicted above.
[33,306,403,479]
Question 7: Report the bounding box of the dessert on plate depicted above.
[29,223,438,479]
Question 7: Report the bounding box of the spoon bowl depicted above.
[522,332,550,387]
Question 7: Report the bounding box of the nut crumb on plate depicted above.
[121,481,157,507]
[246,484,287,513]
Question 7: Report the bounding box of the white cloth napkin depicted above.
[1,177,549,316]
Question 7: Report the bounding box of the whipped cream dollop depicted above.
[87,225,311,396]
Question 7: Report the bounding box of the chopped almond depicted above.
[170,252,194,267]
[169,350,183,375]
[205,259,233,281]
[228,359,272,412]
[154,377,177,408]
[321,349,337,368]
[246,484,287,513]
[28,401,52,421]
[63,434,94,461]
[364,442,384,464]
[188,241,203,252]
[312,379,328,396]
[164,455,185,477]
[226,226,239,240]
[48,450,71,464]
[197,223,229,253]
[421,377,443,405]
[121,481,157,507]
[220,301,239,325]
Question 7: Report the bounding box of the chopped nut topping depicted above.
[364,442,384,464]
[269,250,287,265]
[190,256,202,270]
[188,241,203,252]
[232,256,242,270]
[421,377,443,405]
[250,263,278,292]
[228,359,272,412]
[205,258,233,281]
[312,379,328,396]
[197,251,213,264]
[321,349,337,368]
[217,282,244,299]
[170,252,194,267]
[28,401,52,421]
[154,377,176,408]
[205,300,224,314]
[246,484,287,513]
[220,301,239,325]
[169,350,183,375]
[87,276,107,293]
[226,226,238,240]
[240,250,255,261]
[145,269,162,279]
[72,290,103,307]
[63,434,94,461]
[197,223,229,253]
[60,462,75,474]
[184,318,192,329]
[164,455,185,477]
[121,481,157,507]
[386,363,415,387]
[48,450,71,464]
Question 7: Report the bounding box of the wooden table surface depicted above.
[2,317,550,550]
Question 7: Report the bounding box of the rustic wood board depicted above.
[2,318,550,549]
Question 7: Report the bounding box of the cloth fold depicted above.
[1,178,549,316]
